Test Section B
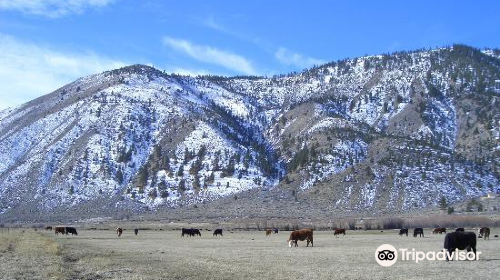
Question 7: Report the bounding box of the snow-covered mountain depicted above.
[0,44,499,221]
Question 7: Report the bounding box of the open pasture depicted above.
[1,227,500,279]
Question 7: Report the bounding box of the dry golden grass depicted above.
[2,227,500,279]
[0,229,66,280]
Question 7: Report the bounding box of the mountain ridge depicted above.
[0,44,499,222]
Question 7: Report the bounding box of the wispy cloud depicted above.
[0,0,116,18]
[199,16,324,71]
[275,47,325,69]
[0,33,126,109]
[202,15,227,32]
[162,36,258,75]
[199,15,274,53]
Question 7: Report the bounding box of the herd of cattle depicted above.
[265,228,279,235]
[397,227,491,240]
[398,227,492,259]
[45,224,493,258]
[46,226,78,235]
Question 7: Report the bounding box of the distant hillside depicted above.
[0,44,499,222]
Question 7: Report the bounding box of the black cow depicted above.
[399,228,408,236]
[274,228,279,234]
[455,228,465,232]
[181,228,201,237]
[45,226,53,231]
[213,229,223,237]
[413,228,424,238]
[134,229,139,235]
[444,231,477,261]
[65,227,78,235]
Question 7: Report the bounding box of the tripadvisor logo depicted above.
[375,244,481,267]
[375,244,397,267]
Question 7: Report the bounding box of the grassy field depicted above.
[1,227,500,280]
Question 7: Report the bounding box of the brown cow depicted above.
[433,228,446,234]
[334,228,346,236]
[265,229,273,236]
[479,227,490,240]
[288,229,313,247]
[117,227,123,237]
[54,226,66,235]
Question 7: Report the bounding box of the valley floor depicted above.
[1,227,500,279]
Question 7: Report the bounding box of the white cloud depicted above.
[162,37,258,76]
[0,33,126,109]
[0,0,115,18]
[275,47,325,69]
[202,15,226,32]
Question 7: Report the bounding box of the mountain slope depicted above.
[0,45,499,221]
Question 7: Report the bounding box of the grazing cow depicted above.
[117,227,123,237]
[399,228,408,237]
[288,229,313,247]
[134,229,139,235]
[274,228,279,234]
[45,226,52,231]
[433,228,446,234]
[479,227,490,240]
[54,226,66,235]
[413,228,424,238]
[213,229,223,237]
[65,227,78,235]
[444,231,477,261]
[455,228,465,232]
[265,229,273,236]
[334,228,346,236]
[181,228,201,237]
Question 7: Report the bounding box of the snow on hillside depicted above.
[307,117,353,134]
[0,46,499,217]
[300,139,368,190]
[130,121,268,207]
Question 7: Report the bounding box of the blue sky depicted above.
[0,0,499,109]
